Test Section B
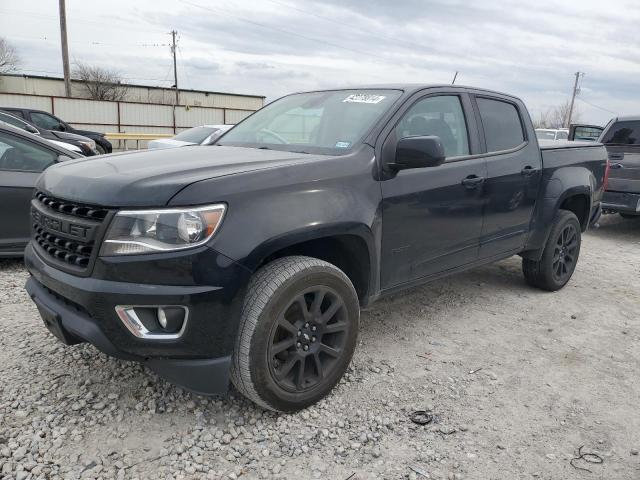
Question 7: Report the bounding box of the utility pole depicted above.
[58,0,71,97]
[566,71,583,128]
[171,30,179,106]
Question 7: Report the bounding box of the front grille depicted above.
[31,192,110,273]
[35,192,109,220]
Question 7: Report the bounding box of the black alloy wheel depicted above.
[267,287,349,392]
[551,223,578,283]
[230,256,360,412]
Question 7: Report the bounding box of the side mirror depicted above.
[57,155,73,162]
[390,136,446,171]
[25,124,39,135]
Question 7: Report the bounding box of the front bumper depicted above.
[602,191,640,214]
[24,243,251,394]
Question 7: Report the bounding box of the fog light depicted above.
[115,305,188,340]
[157,307,185,333]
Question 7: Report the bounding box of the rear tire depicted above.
[230,256,360,412]
[523,210,582,291]
[95,144,107,155]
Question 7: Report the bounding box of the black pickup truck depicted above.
[598,116,640,218]
[24,85,608,412]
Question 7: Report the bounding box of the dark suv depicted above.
[0,107,112,154]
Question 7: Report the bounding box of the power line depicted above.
[262,0,440,55]
[177,45,193,90]
[0,9,167,35]
[10,34,171,49]
[179,0,380,59]
[576,97,617,115]
[177,0,396,83]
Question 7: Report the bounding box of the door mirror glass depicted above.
[392,136,445,170]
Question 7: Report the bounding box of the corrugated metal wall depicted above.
[0,73,264,147]
[0,94,257,133]
[0,74,264,109]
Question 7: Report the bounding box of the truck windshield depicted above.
[217,89,402,154]
[601,121,640,145]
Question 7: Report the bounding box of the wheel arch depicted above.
[522,185,592,261]
[243,223,376,306]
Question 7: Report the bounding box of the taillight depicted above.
[603,159,611,191]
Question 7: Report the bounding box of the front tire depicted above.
[522,210,582,291]
[230,256,360,412]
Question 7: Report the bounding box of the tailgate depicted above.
[606,146,640,193]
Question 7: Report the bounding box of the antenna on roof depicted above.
[451,71,459,85]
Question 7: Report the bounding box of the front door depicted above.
[380,94,486,289]
[0,131,59,255]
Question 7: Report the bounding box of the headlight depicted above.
[79,139,96,150]
[100,204,226,256]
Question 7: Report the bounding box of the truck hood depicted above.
[38,145,329,207]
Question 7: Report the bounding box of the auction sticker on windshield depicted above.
[343,94,386,104]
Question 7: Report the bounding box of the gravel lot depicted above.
[1,214,639,480]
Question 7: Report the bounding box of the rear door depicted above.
[0,130,59,255]
[473,95,542,259]
[600,120,640,194]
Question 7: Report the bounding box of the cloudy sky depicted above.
[1,0,639,124]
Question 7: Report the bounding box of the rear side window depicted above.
[601,121,640,145]
[477,98,525,152]
[30,112,64,131]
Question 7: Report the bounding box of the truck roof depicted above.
[291,84,523,102]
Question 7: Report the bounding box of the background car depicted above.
[147,124,233,149]
[535,128,569,141]
[0,107,112,154]
[0,123,82,257]
[0,111,97,156]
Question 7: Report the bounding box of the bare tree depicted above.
[533,100,582,129]
[0,38,20,73]
[73,62,129,101]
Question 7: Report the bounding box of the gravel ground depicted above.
[1,214,639,480]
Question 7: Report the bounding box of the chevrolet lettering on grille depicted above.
[32,209,93,240]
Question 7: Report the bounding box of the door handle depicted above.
[521,166,539,176]
[609,153,624,161]
[609,162,624,169]
[461,175,485,189]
